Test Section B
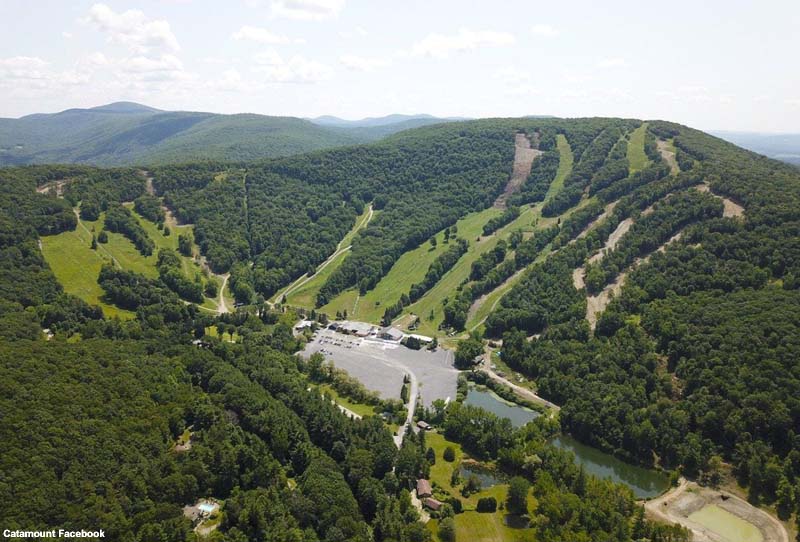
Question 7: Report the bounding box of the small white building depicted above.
[408,333,433,344]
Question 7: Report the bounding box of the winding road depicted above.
[481,346,560,411]
[218,273,230,314]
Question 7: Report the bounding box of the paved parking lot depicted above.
[301,328,459,407]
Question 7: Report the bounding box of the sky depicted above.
[1,0,799,132]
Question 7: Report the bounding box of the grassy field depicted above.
[127,203,197,278]
[320,134,576,334]
[425,432,535,542]
[282,206,376,308]
[404,205,545,338]
[41,205,221,318]
[319,384,378,418]
[321,207,503,322]
[627,123,649,173]
[428,509,530,542]
[545,134,573,201]
[41,219,136,319]
[287,249,351,308]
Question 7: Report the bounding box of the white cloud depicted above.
[339,54,388,72]
[0,56,48,69]
[232,25,292,44]
[253,53,333,83]
[596,57,627,68]
[412,28,515,59]
[62,31,73,39]
[123,54,184,73]
[84,52,110,66]
[339,25,368,39]
[531,24,559,37]
[254,49,284,65]
[212,69,258,92]
[270,0,345,20]
[0,56,91,91]
[784,98,800,107]
[85,3,180,53]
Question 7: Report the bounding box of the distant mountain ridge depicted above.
[311,113,464,128]
[712,130,800,165]
[1,102,448,167]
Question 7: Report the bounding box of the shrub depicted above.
[476,497,497,513]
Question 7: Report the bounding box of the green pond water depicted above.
[463,386,668,499]
[458,464,505,488]
[551,435,669,499]
[463,387,540,428]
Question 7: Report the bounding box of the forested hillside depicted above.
[3,115,800,540]
[1,146,690,541]
[0,102,366,166]
[485,120,800,518]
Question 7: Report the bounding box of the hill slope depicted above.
[0,102,366,166]
[2,117,799,541]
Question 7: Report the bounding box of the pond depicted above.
[463,386,540,428]
[458,464,505,488]
[550,435,669,499]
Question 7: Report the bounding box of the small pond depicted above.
[550,435,669,499]
[458,464,505,488]
[462,385,668,498]
[463,386,540,428]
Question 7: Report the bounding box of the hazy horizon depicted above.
[2,0,799,132]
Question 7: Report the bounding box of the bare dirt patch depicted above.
[587,218,633,264]
[583,227,686,329]
[575,201,618,241]
[657,139,679,175]
[695,183,745,218]
[585,271,626,329]
[493,133,543,209]
[36,178,75,197]
[572,267,585,290]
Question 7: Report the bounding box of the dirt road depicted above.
[218,274,230,314]
[481,348,560,411]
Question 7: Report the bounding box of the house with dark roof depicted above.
[423,497,443,511]
[416,479,432,498]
